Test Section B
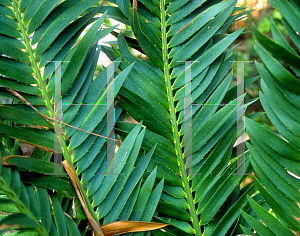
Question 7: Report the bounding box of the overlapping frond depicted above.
[0,0,164,235]
[242,0,300,234]
[100,0,264,235]
[1,0,298,235]
[0,0,105,234]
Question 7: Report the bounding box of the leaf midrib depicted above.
[11,1,101,232]
[12,0,54,118]
[160,0,201,235]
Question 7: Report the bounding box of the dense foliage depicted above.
[0,0,299,235]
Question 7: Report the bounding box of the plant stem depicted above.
[12,0,99,229]
[12,0,54,118]
[160,0,201,235]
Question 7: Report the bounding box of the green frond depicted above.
[244,0,300,234]
[1,0,298,235]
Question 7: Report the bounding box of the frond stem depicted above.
[12,0,100,229]
[12,0,54,118]
[160,0,201,235]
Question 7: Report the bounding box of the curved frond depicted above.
[244,0,300,234]
[100,0,261,235]
[0,0,164,234]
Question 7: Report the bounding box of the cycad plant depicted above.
[0,0,299,235]
[243,0,300,235]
